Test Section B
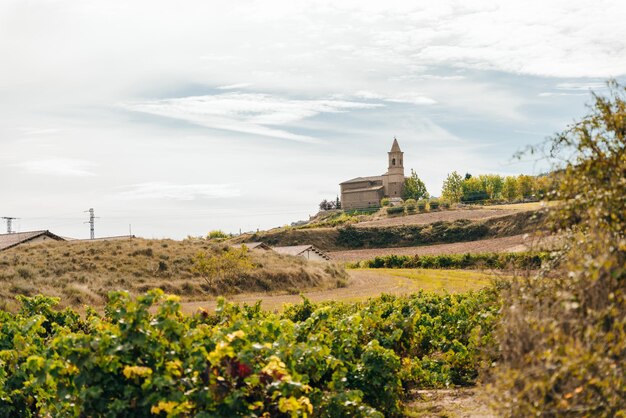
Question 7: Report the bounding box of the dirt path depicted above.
[180,269,488,314]
[329,233,539,262]
[405,388,495,417]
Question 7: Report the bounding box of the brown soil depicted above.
[329,233,542,262]
[405,388,495,417]
[356,208,519,228]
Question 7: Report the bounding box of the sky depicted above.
[1,0,625,239]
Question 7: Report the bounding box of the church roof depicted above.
[340,175,383,185]
[390,137,401,152]
[341,185,384,193]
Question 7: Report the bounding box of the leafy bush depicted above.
[386,206,405,215]
[404,199,416,214]
[429,199,440,210]
[491,81,626,416]
[417,200,427,212]
[0,289,500,417]
[351,252,550,270]
[380,198,390,207]
[207,230,229,240]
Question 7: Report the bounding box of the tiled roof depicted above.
[0,230,65,251]
[341,185,384,193]
[390,137,402,152]
[273,245,331,260]
[340,175,383,185]
[230,242,272,251]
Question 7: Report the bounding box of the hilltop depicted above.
[0,238,347,311]
[232,203,546,252]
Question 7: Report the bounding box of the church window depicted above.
[392,158,396,166]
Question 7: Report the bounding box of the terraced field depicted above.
[329,233,540,262]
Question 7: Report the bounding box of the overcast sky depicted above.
[1,0,625,239]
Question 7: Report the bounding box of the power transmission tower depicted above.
[84,208,99,239]
[1,217,18,234]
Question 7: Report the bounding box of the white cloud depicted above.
[216,83,251,90]
[354,90,437,105]
[556,82,607,91]
[123,93,382,142]
[117,182,240,201]
[538,92,587,97]
[15,159,96,177]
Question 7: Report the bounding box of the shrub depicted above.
[417,200,427,212]
[16,267,34,279]
[429,199,440,210]
[207,230,229,240]
[386,206,405,216]
[351,252,550,270]
[404,198,416,213]
[380,198,390,207]
[491,81,626,416]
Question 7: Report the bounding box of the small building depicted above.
[0,230,66,251]
[273,245,331,261]
[340,138,406,210]
[230,242,272,251]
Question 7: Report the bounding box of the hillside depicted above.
[234,209,545,251]
[0,238,347,310]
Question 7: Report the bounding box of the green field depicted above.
[358,268,499,293]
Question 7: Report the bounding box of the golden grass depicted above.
[354,268,499,293]
[0,238,347,311]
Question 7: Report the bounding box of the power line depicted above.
[1,217,19,234]
[84,208,99,239]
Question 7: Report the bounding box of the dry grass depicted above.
[0,238,347,310]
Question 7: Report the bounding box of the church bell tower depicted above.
[383,137,405,197]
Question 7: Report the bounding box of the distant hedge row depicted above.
[349,252,551,270]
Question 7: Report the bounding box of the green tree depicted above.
[402,169,429,200]
[461,177,487,202]
[492,80,626,416]
[479,174,504,200]
[441,171,464,203]
[516,174,534,199]
[192,247,253,288]
[502,176,518,202]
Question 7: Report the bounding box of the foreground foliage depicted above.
[0,289,499,417]
[492,81,626,416]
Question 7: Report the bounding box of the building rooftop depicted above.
[273,245,331,260]
[230,242,272,251]
[0,230,66,251]
[340,175,383,185]
[390,137,402,152]
[341,185,384,193]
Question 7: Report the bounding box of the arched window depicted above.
[392,158,396,166]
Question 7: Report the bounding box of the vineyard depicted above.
[0,288,500,417]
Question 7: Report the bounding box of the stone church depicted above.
[340,138,405,210]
